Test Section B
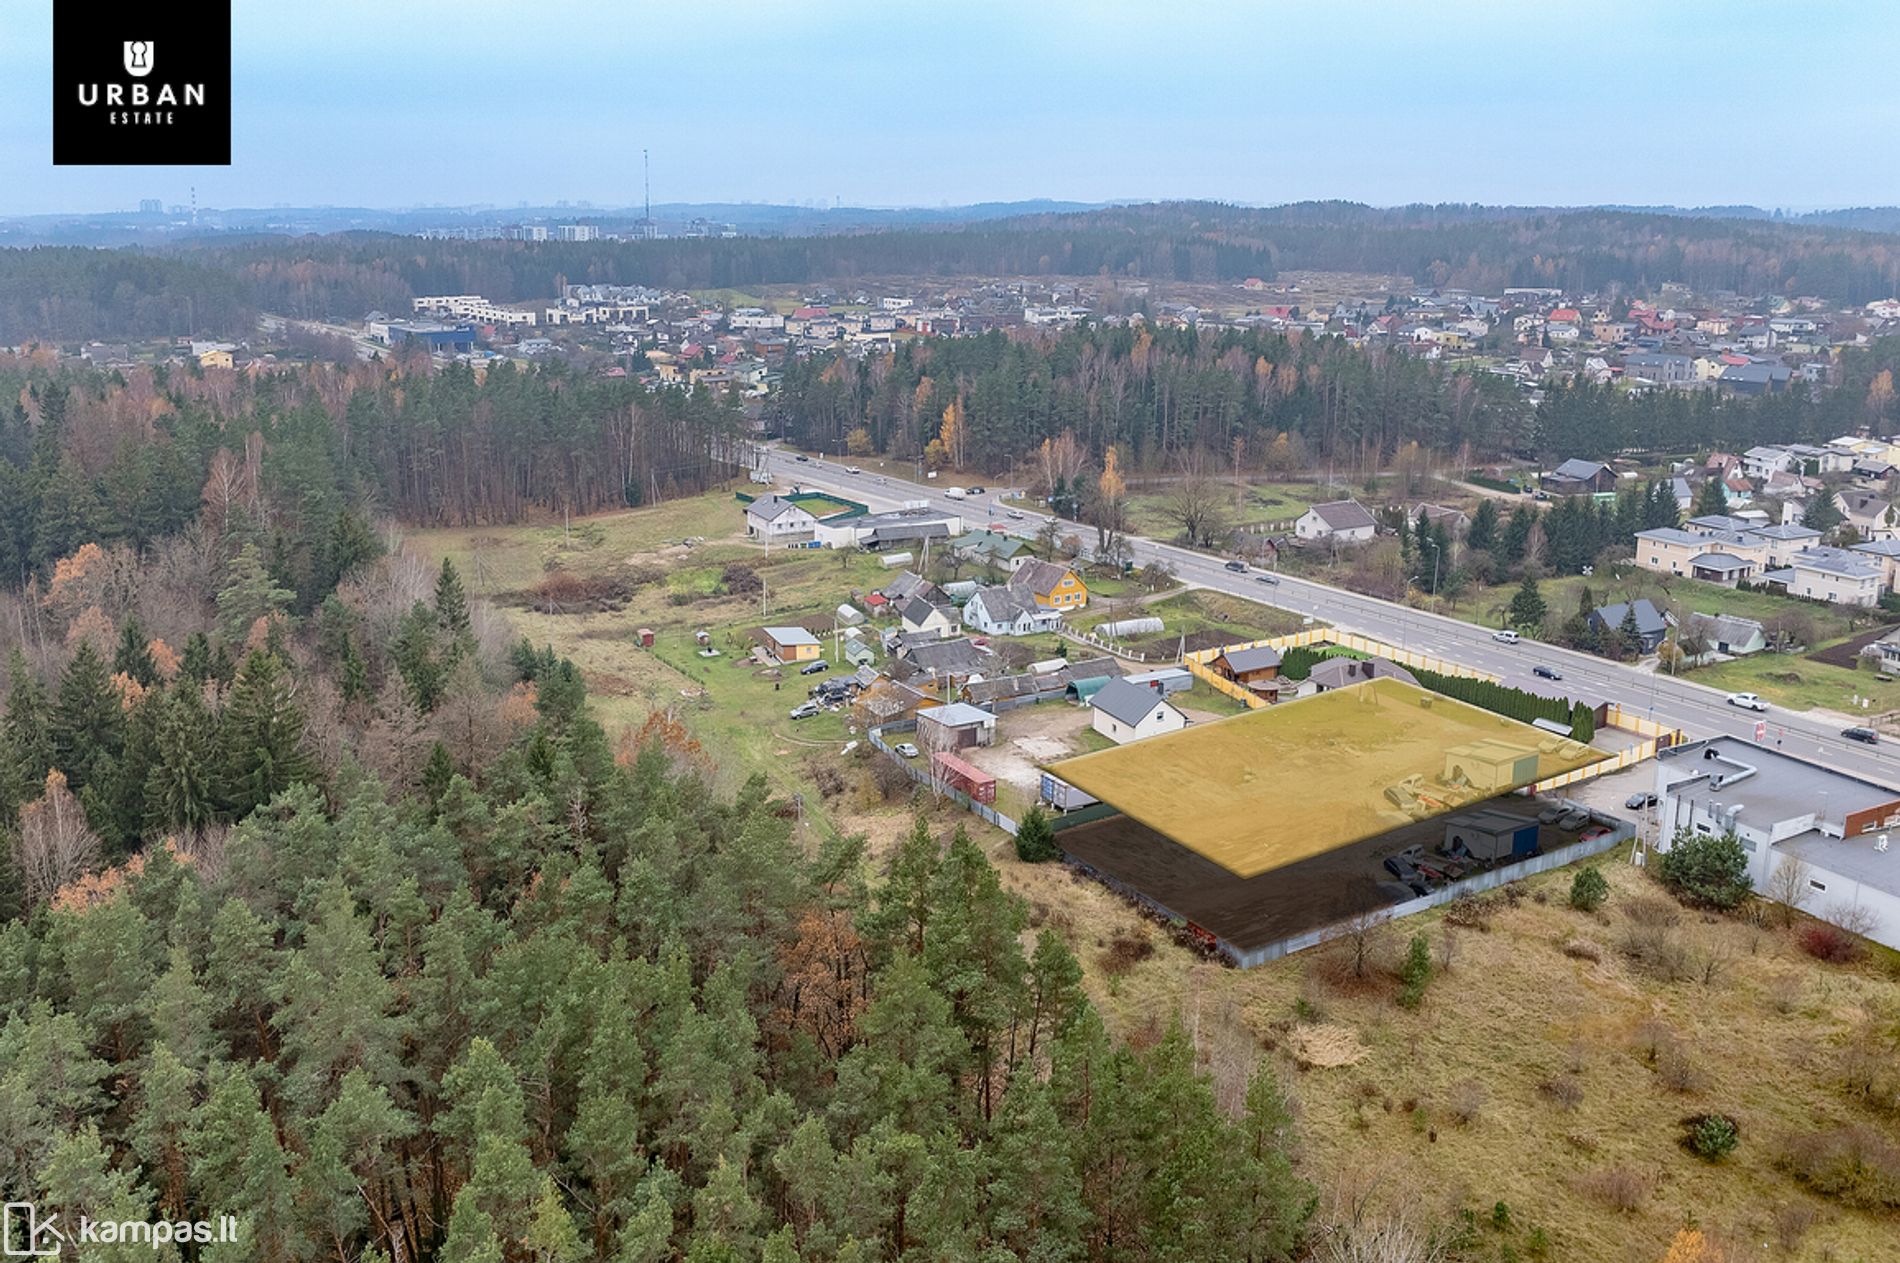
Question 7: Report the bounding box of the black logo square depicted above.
[53,6,231,165]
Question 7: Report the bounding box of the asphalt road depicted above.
[756,445,1900,788]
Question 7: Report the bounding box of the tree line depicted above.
[0,354,746,596]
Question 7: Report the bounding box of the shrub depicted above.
[1798,921,1861,964]
[1658,1046,1706,1095]
[1444,892,1497,931]
[1559,938,1602,963]
[1569,866,1609,912]
[1539,1075,1584,1111]
[1396,934,1432,1009]
[1014,805,1060,863]
[1098,930,1154,976]
[1448,1078,1487,1125]
[1778,1124,1900,1208]
[1683,1113,1740,1161]
[1657,830,1752,910]
[1578,1164,1646,1212]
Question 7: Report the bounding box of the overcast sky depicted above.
[7,1,1900,216]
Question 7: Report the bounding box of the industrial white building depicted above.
[1654,737,1900,950]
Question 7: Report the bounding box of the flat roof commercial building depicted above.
[1655,736,1900,949]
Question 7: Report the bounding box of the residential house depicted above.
[1779,547,1882,607]
[1209,645,1283,690]
[1751,523,1824,567]
[1294,499,1379,543]
[1632,527,1765,585]
[1540,459,1617,496]
[891,637,993,690]
[899,595,958,640]
[1587,600,1673,653]
[1088,678,1189,745]
[1835,491,1899,541]
[1683,612,1767,658]
[949,531,1030,572]
[1623,351,1695,387]
[961,587,1062,637]
[1851,538,1900,591]
[1654,738,1900,951]
[1742,446,1796,481]
[744,495,820,541]
[914,702,997,751]
[1299,656,1420,696]
[1008,560,1089,611]
[1409,503,1470,536]
[761,626,821,662]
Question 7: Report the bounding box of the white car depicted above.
[1725,692,1768,712]
[894,742,920,758]
[845,465,862,474]
[1492,628,1521,644]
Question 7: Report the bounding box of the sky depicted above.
[6,1,1900,216]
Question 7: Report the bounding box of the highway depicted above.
[752,444,1900,788]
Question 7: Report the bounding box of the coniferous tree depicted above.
[220,649,313,818]
[112,615,159,686]
[50,640,124,796]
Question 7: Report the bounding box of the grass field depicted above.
[1123,480,1322,541]
[1047,679,1604,877]
[1683,644,1900,717]
[1060,845,1900,1262]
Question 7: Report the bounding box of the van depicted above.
[1491,628,1520,644]
[944,486,968,499]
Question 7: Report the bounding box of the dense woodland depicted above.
[0,344,1315,1261]
[0,353,744,591]
[776,325,1900,474]
[11,202,1900,341]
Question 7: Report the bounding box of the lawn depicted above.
[1682,643,1900,718]
[1074,587,1309,650]
[1123,480,1321,541]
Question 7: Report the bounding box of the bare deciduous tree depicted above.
[15,770,102,907]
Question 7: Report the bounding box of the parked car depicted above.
[799,660,830,676]
[1536,802,1570,824]
[1005,509,1025,520]
[1579,824,1614,842]
[1726,691,1768,712]
[1624,791,1658,810]
[1842,726,1880,745]
[1532,664,1563,680]
[1492,628,1521,644]
[1254,574,1279,585]
[1224,559,1248,572]
[894,742,920,758]
[1556,808,1591,831]
[788,701,821,720]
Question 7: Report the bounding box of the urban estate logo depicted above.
[54,8,230,165]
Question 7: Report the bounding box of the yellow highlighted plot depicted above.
[1045,678,1607,878]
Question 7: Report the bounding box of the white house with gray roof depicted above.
[1777,546,1882,607]
[1087,677,1188,745]
[744,495,820,541]
[1294,499,1378,543]
[961,587,1062,637]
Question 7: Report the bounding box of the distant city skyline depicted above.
[6,2,1900,217]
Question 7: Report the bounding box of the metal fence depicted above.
[868,721,1021,835]
[1221,818,1636,968]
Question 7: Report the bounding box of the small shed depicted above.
[1443,740,1541,793]
[635,627,655,648]
[932,751,997,804]
[1442,810,1541,862]
[1124,666,1193,697]
[1065,675,1115,703]
[916,702,998,750]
